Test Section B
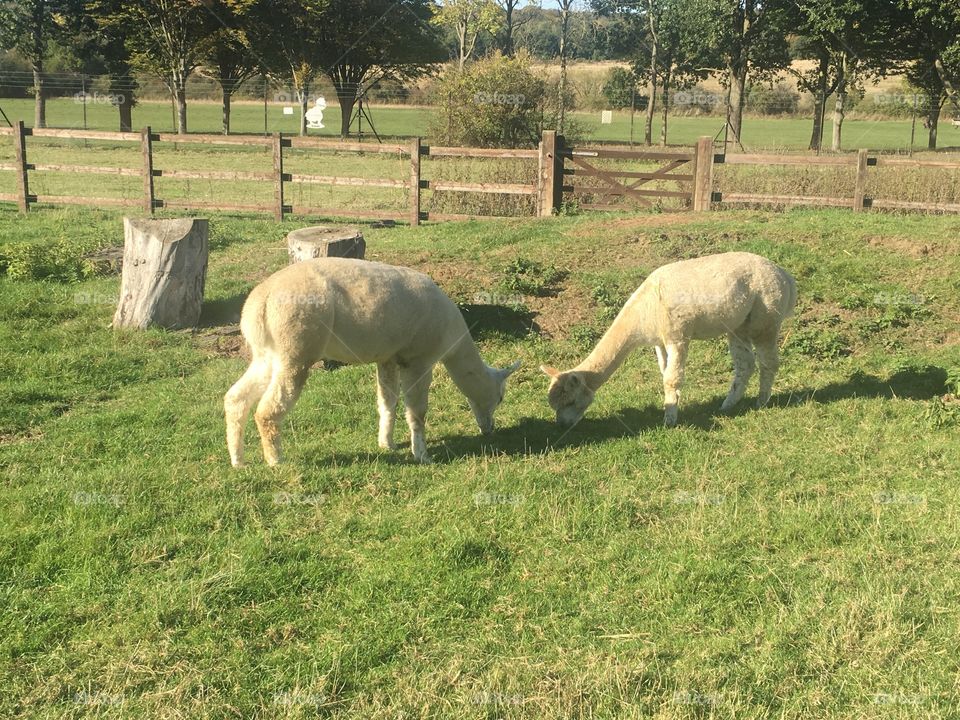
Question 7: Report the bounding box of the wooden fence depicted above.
[1,123,959,220]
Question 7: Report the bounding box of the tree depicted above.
[314,0,446,138]
[241,0,328,137]
[434,0,503,69]
[495,0,535,57]
[92,0,219,134]
[901,0,960,148]
[0,0,63,127]
[61,0,138,131]
[697,0,793,148]
[555,0,576,133]
[199,1,259,135]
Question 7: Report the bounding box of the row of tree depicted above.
[591,0,960,150]
[0,0,446,136]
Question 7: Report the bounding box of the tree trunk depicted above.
[644,50,657,146]
[336,89,356,139]
[727,62,746,147]
[33,64,45,129]
[117,88,134,132]
[504,2,515,57]
[174,74,188,134]
[808,55,829,151]
[221,83,232,135]
[831,55,848,152]
[927,104,941,150]
[557,4,570,134]
[934,57,960,114]
[659,69,671,146]
[113,218,209,331]
[287,226,366,263]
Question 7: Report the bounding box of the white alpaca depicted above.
[542,252,797,427]
[225,258,520,466]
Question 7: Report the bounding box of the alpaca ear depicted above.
[502,360,521,377]
[540,364,561,379]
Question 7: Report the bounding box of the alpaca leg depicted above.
[224,357,272,467]
[376,362,400,450]
[720,333,756,412]
[400,364,434,464]
[654,345,667,375]
[662,342,689,428]
[254,362,310,467]
[754,334,781,408]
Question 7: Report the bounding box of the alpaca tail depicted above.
[239,284,273,361]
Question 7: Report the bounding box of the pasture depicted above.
[1,204,959,718]
[2,96,958,151]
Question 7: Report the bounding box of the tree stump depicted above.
[287,226,365,264]
[112,217,209,330]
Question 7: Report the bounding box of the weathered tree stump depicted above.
[112,217,209,330]
[287,226,365,264]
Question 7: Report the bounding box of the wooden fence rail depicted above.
[1,124,959,220]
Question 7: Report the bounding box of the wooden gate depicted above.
[559,138,714,213]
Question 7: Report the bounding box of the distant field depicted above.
[1,97,958,152]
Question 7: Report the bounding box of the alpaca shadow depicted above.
[458,303,541,341]
[769,365,947,406]
[197,293,249,328]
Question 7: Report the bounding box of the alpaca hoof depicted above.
[664,416,678,428]
[414,453,433,465]
[231,460,245,469]
[720,400,736,413]
[378,439,398,450]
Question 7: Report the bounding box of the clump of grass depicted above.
[590,281,626,321]
[0,239,104,282]
[497,257,567,297]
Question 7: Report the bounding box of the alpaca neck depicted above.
[576,286,658,391]
[442,335,496,404]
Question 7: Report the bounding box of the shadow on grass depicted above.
[458,303,540,341]
[198,293,248,328]
[297,364,948,467]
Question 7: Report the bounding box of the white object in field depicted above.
[953,119,960,127]
[305,97,328,129]
[601,110,613,124]
[283,106,293,115]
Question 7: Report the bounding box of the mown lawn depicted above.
[1,205,959,718]
[2,96,959,152]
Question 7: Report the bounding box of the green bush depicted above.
[0,240,102,282]
[429,53,546,148]
[746,83,800,115]
[602,67,639,110]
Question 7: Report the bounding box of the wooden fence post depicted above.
[13,120,30,214]
[141,126,155,214]
[853,148,869,212]
[273,132,285,221]
[538,130,563,216]
[692,136,715,212]
[410,137,421,226]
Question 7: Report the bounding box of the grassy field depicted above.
[2,96,959,152]
[1,204,960,718]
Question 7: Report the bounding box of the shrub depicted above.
[602,67,638,109]
[429,53,546,148]
[746,83,800,115]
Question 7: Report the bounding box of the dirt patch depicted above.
[192,325,247,359]
[865,235,943,259]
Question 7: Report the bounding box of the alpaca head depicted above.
[541,365,594,428]
[469,360,521,434]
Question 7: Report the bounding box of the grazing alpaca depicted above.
[542,252,796,428]
[225,258,520,466]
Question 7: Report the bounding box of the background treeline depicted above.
[0,0,957,150]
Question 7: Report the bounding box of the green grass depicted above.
[4,96,960,152]
[2,206,960,717]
